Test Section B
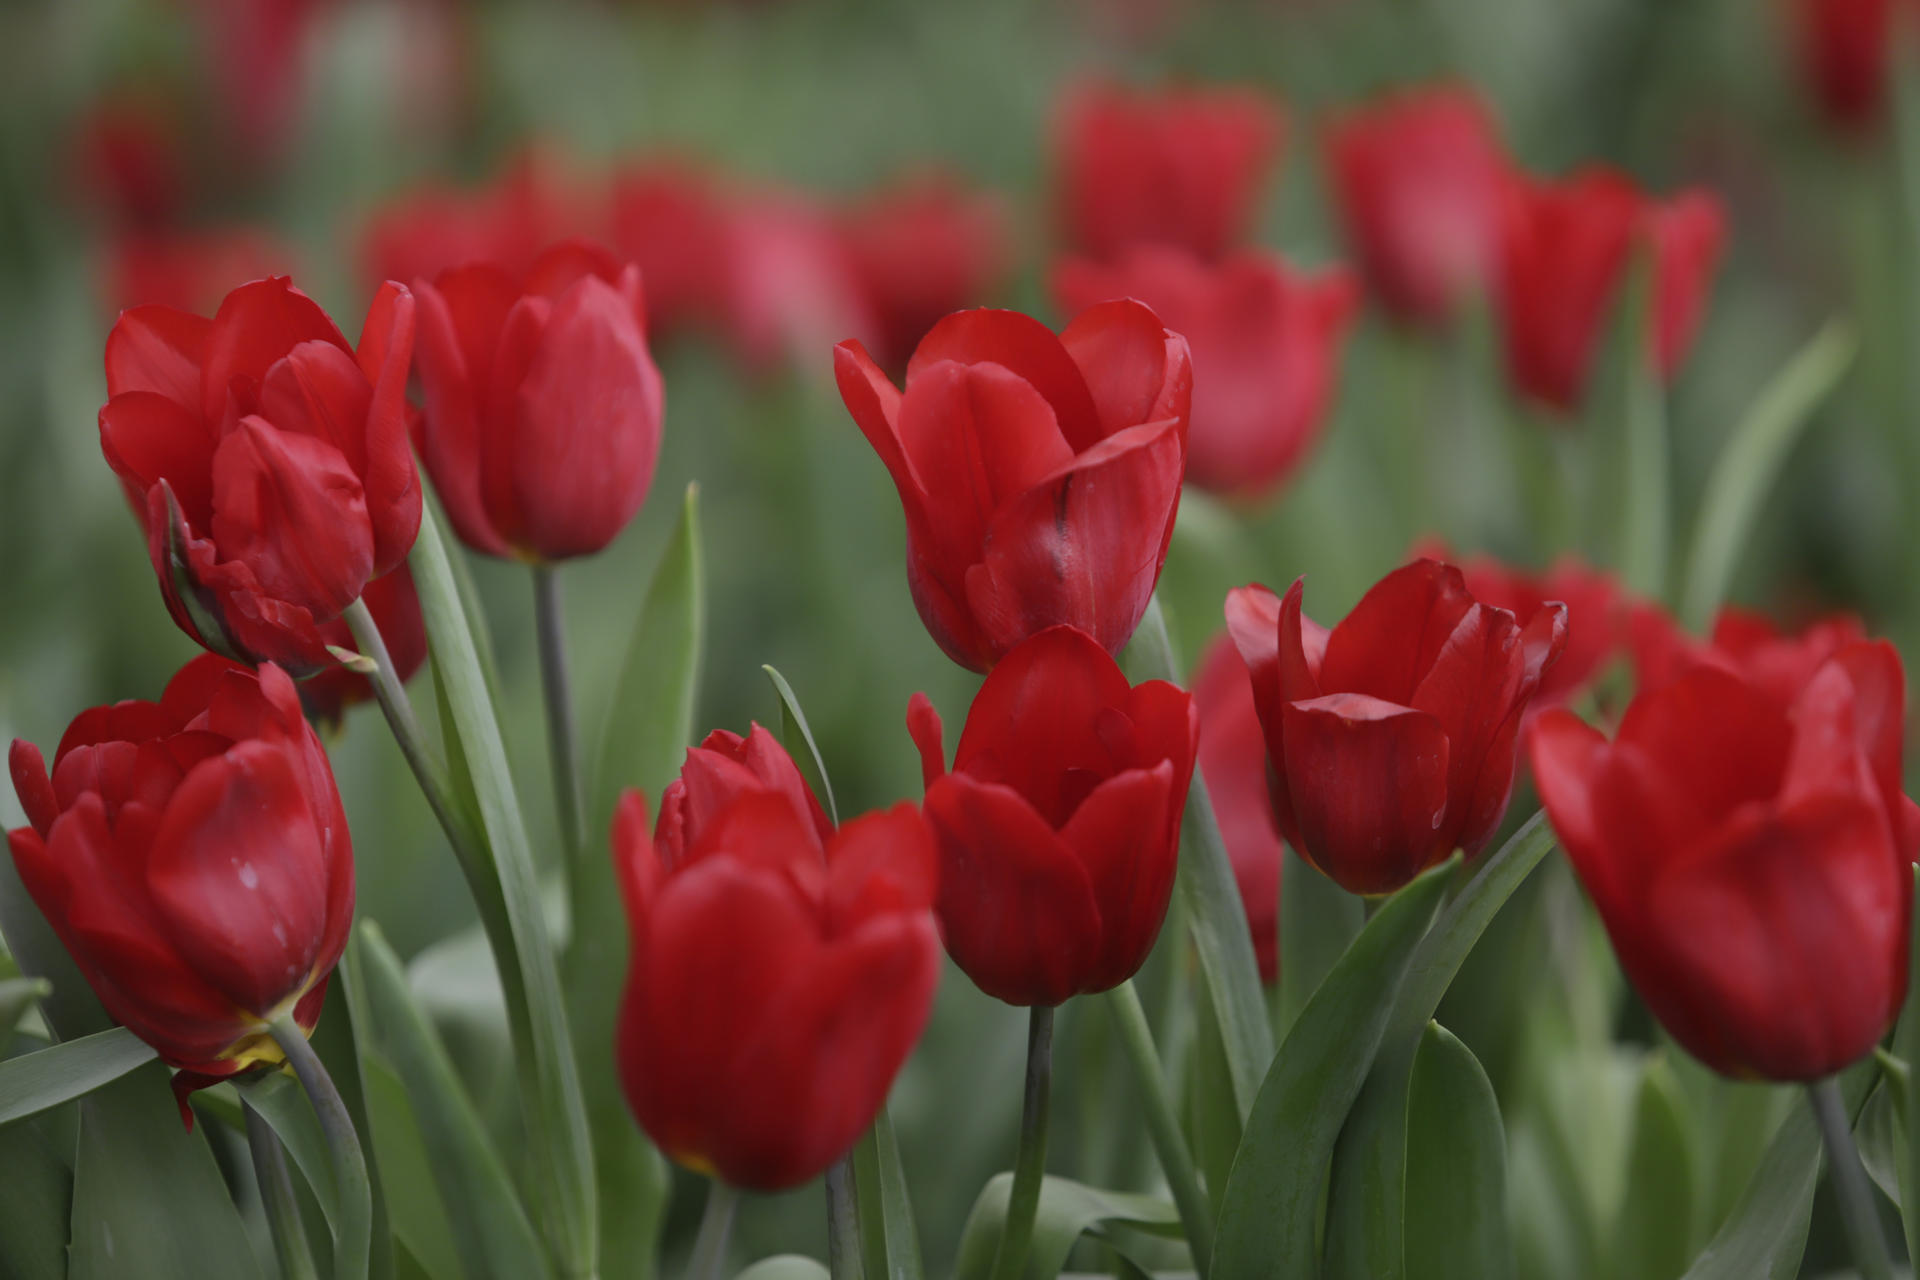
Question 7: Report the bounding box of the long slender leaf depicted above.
[0,1109,72,1280]
[1213,860,1454,1278]
[952,1174,1181,1280]
[0,975,50,1033]
[763,664,839,823]
[1276,849,1361,1040]
[361,1055,463,1280]
[0,1026,155,1125]
[1611,1056,1697,1280]
[1898,863,1920,1263]
[1404,1023,1511,1280]
[852,1108,925,1280]
[238,1072,340,1228]
[319,943,397,1280]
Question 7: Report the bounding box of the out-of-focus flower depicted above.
[98,276,417,674]
[725,190,878,374]
[104,228,297,317]
[1322,84,1509,327]
[1193,634,1282,983]
[412,239,663,561]
[1788,0,1913,133]
[188,0,339,162]
[360,149,593,291]
[7,656,354,1115]
[299,564,427,727]
[907,626,1197,1005]
[1498,168,1725,414]
[1226,560,1566,895]
[607,157,739,342]
[614,726,939,1190]
[837,303,1192,671]
[1532,645,1915,1079]
[1053,246,1356,499]
[1630,602,1867,708]
[69,87,188,230]
[1054,79,1284,262]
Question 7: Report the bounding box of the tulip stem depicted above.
[1106,981,1214,1275]
[532,565,586,868]
[1808,1076,1894,1280]
[824,1155,862,1279]
[988,1005,1053,1280]
[244,1099,321,1280]
[686,1179,739,1280]
[270,1016,371,1280]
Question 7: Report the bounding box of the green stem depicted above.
[1808,1076,1894,1280]
[686,1180,740,1280]
[1106,981,1214,1275]
[988,1006,1054,1280]
[244,1100,321,1280]
[270,1016,371,1280]
[532,565,586,868]
[824,1156,862,1280]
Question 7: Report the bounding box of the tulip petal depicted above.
[358,283,420,575]
[1612,667,1792,850]
[201,277,351,425]
[1528,709,1617,905]
[908,309,1105,451]
[209,418,375,620]
[1062,762,1178,994]
[100,391,219,531]
[612,789,661,919]
[411,272,515,557]
[905,692,948,788]
[104,304,211,406]
[825,802,939,933]
[1058,298,1193,441]
[9,742,57,838]
[834,339,912,494]
[1409,603,1528,855]
[1320,559,1476,705]
[1821,640,1909,842]
[257,341,373,477]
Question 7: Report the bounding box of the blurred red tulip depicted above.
[615,726,939,1190]
[837,303,1192,671]
[1789,0,1915,133]
[1532,645,1915,1079]
[1322,84,1509,327]
[1630,602,1867,708]
[608,158,739,342]
[7,656,353,1112]
[360,149,593,291]
[1193,634,1282,983]
[189,0,338,162]
[104,227,297,317]
[1226,560,1567,896]
[725,191,878,374]
[1054,79,1284,262]
[908,626,1198,1006]
[69,88,187,230]
[299,564,428,727]
[98,276,418,673]
[413,239,664,561]
[1053,246,1356,499]
[1420,543,1625,708]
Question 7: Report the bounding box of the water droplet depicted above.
[238,863,259,890]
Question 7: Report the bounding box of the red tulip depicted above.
[69,87,186,230]
[724,191,878,374]
[1789,0,1913,133]
[1498,168,1725,413]
[1226,560,1567,896]
[1054,79,1284,262]
[907,626,1198,1006]
[299,564,428,727]
[8,656,354,1110]
[1630,602,1867,709]
[1531,646,1915,1079]
[1420,543,1625,708]
[1322,84,1509,328]
[104,227,296,317]
[608,158,738,342]
[359,149,592,292]
[615,726,940,1190]
[99,276,418,674]
[836,303,1193,671]
[413,238,665,561]
[1193,635,1282,984]
[1053,246,1356,499]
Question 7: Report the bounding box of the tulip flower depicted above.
[1789,0,1906,133]
[1498,167,1725,413]
[907,626,1198,1006]
[1322,84,1509,328]
[614,725,940,1190]
[1193,635,1282,983]
[104,227,296,317]
[99,275,417,675]
[7,656,354,1107]
[1053,246,1356,499]
[1531,646,1916,1079]
[412,238,665,562]
[1054,79,1284,262]
[1630,602,1866,708]
[608,158,738,343]
[299,564,428,727]
[360,149,591,292]
[837,303,1192,671]
[1226,560,1567,896]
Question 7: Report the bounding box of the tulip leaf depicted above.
[0,1108,72,1280]
[238,1066,343,1230]
[360,1056,464,1280]
[735,1259,832,1280]
[315,946,398,1280]
[1678,320,1856,631]
[951,1173,1181,1280]
[1186,972,1241,1217]
[1610,1056,1698,1280]
[762,663,838,824]
[1212,859,1453,1278]
[1277,848,1362,1040]
[852,1106,925,1280]
[412,497,599,1276]
[0,1025,155,1126]
[0,975,50,1034]
[1404,1022,1512,1280]
[1896,862,1920,1264]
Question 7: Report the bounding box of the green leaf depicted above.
[0,975,50,1034]
[735,1258,832,1280]
[316,945,397,1280]
[360,1057,464,1280]
[952,1174,1181,1280]
[0,843,108,1041]
[1678,321,1857,631]
[1213,859,1454,1278]
[1898,862,1920,1263]
[761,664,838,824]
[0,1026,156,1126]
[852,1107,925,1280]
[411,498,598,1276]
[1276,848,1362,1040]
[1185,971,1240,1217]
[1610,1056,1698,1280]
[0,1109,72,1280]
[237,1072,341,1228]
[1404,1023,1511,1280]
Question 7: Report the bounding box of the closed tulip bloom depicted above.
[907,626,1198,1006]
[1194,634,1282,983]
[8,656,353,1104]
[1322,84,1508,327]
[1055,79,1284,262]
[1226,560,1568,896]
[837,303,1192,671]
[1053,246,1356,499]
[99,276,417,674]
[413,238,665,561]
[615,726,940,1191]
[1422,543,1625,708]
[1630,602,1866,708]
[1531,647,1916,1079]
[1789,0,1909,133]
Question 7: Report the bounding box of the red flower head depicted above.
[1194,634,1283,984]
[413,238,664,562]
[608,158,738,342]
[1322,84,1509,328]
[99,276,418,675]
[359,149,592,292]
[1630,602,1868,709]
[105,227,297,317]
[1226,560,1568,896]
[907,626,1198,1006]
[298,564,428,727]
[1420,543,1625,708]
[1053,246,1356,499]
[1531,644,1916,1079]
[1789,0,1911,133]
[1498,168,1726,414]
[836,304,1193,671]
[614,726,940,1191]
[1054,79,1284,262]
[8,656,354,1109]
[724,191,878,374]
[837,173,1011,372]
[69,86,187,230]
